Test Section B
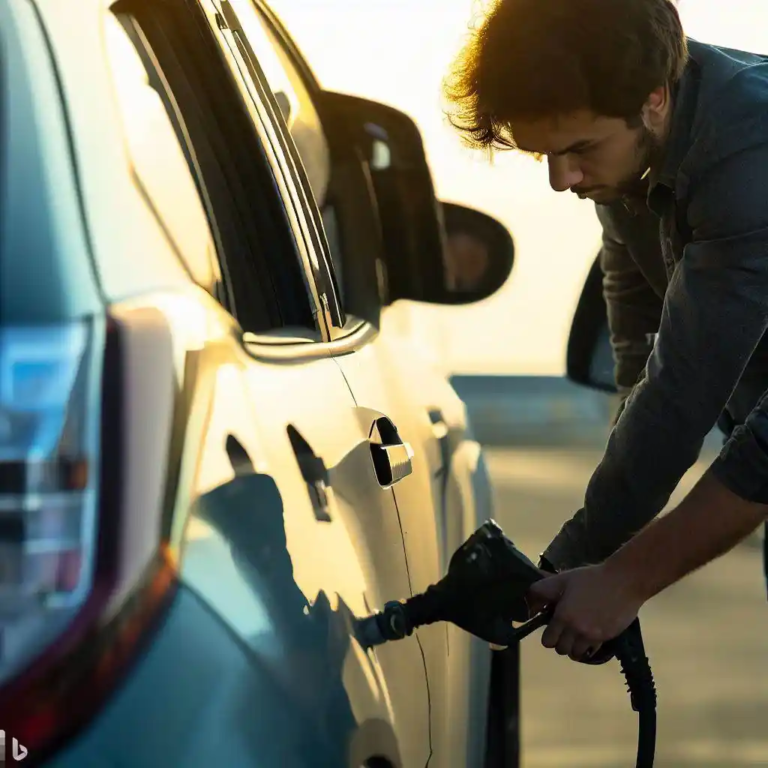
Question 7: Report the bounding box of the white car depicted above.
[0,0,523,766]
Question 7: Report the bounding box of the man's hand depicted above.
[529,470,768,662]
[526,564,645,661]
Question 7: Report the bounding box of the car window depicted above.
[212,0,346,317]
[104,13,221,297]
[110,1,320,335]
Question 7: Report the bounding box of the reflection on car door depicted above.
[233,3,457,763]
[332,340,451,754]
[178,328,433,768]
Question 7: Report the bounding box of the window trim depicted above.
[204,0,346,341]
[245,319,378,364]
[250,0,322,95]
[246,0,383,347]
[115,0,377,359]
[222,1,344,319]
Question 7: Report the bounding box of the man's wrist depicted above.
[601,540,657,604]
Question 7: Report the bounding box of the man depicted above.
[443,0,768,662]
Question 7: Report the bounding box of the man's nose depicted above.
[548,155,583,192]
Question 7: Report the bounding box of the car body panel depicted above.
[332,337,450,759]
[46,285,430,767]
[32,0,195,307]
[336,320,495,765]
[51,584,347,768]
[0,0,103,322]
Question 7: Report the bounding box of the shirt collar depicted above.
[647,45,701,204]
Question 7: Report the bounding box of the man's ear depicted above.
[642,85,670,131]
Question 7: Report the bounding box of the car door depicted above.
[158,1,434,765]
[230,3,470,763]
[44,2,432,767]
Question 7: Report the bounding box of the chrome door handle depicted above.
[370,440,414,488]
[367,416,415,488]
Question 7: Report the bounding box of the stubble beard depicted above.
[615,126,664,203]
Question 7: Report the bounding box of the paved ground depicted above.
[486,445,768,767]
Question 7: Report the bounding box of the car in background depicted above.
[0,0,523,766]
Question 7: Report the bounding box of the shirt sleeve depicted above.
[710,381,768,502]
[596,203,664,399]
[543,143,768,570]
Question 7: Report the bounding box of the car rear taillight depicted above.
[0,322,97,688]
[0,317,177,762]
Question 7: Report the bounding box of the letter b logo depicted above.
[12,737,27,761]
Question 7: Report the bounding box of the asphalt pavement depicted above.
[486,445,768,767]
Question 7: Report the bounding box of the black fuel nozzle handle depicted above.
[425,519,552,646]
[355,519,554,648]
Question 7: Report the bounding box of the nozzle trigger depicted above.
[508,608,552,642]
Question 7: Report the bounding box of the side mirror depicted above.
[566,255,617,393]
[316,91,513,306]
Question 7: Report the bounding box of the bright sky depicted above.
[269,0,767,375]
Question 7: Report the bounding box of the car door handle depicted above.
[428,408,451,477]
[428,409,449,441]
[368,416,414,488]
[370,441,414,488]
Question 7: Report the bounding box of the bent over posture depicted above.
[444,0,768,661]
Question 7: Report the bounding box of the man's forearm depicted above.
[604,469,768,602]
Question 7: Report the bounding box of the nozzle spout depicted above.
[354,601,414,648]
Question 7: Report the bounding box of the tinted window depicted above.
[111,2,319,333]
[219,0,346,306]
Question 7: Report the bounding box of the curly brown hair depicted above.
[443,0,688,152]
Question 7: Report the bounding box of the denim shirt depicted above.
[543,39,768,571]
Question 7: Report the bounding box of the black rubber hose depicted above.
[614,619,656,768]
[636,706,657,768]
[538,556,657,766]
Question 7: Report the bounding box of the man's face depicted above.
[511,109,662,204]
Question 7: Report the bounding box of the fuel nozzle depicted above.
[354,600,414,648]
[354,519,551,649]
